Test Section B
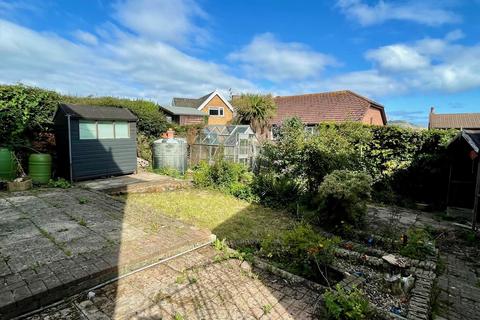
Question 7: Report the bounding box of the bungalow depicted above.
[270,90,387,131]
[428,107,480,130]
[161,90,234,126]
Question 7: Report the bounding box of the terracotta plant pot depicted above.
[7,178,33,192]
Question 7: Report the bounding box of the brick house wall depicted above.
[362,107,385,126]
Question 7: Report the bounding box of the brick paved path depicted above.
[436,249,480,320]
[26,246,321,320]
[0,188,211,318]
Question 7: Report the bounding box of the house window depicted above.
[115,122,130,138]
[209,107,224,117]
[79,121,97,140]
[305,126,315,134]
[98,121,115,139]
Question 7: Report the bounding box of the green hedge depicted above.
[0,84,169,147]
[0,84,60,146]
[62,95,168,137]
[256,119,457,208]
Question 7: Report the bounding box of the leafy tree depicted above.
[233,93,277,139]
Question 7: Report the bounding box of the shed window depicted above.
[115,122,130,138]
[98,122,114,139]
[209,107,224,116]
[79,121,97,140]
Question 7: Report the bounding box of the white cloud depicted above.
[358,34,480,94]
[112,0,208,45]
[336,0,461,26]
[366,44,430,71]
[228,33,336,82]
[0,19,254,104]
[73,30,98,46]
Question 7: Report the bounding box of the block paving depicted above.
[25,246,322,319]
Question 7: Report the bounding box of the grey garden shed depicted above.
[54,104,137,181]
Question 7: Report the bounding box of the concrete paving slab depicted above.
[0,187,211,319]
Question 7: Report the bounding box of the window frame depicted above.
[114,121,130,139]
[78,120,130,140]
[208,107,224,117]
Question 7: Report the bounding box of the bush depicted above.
[400,228,435,259]
[261,224,340,280]
[192,160,257,202]
[0,84,60,146]
[324,284,372,320]
[314,170,372,227]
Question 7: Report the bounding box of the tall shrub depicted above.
[314,170,372,227]
[0,84,60,146]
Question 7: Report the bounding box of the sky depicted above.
[0,0,479,126]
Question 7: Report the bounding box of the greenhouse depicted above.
[190,125,259,166]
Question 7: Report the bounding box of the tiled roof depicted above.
[429,113,480,129]
[270,90,385,125]
[172,92,213,108]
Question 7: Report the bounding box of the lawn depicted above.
[123,189,296,242]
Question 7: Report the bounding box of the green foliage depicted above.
[0,84,60,146]
[137,133,154,162]
[47,178,71,189]
[233,93,277,138]
[0,84,170,164]
[256,120,457,208]
[315,170,372,227]
[62,95,168,137]
[151,167,184,179]
[261,224,340,278]
[400,228,435,259]
[192,160,257,202]
[324,284,372,320]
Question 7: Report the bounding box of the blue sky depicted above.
[1,0,479,126]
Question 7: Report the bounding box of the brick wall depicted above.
[362,107,385,126]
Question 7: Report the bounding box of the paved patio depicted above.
[25,246,321,320]
[77,172,190,194]
[0,187,211,318]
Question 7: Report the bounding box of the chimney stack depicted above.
[430,106,435,113]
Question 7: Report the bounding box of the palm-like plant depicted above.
[233,93,277,139]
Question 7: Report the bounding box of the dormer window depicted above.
[209,107,224,117]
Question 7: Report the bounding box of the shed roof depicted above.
[159,105,206,116]
[449,130,480,153]
[58,104,137,121]
[270,90,387,125]
[429,112,480,129]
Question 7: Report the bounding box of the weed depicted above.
[175,274,186,284]
[47,178,71,189]
[188,276,198,284]
[78,197,89,204]
[78,218,87,227]
[400,228,435,259]
[324,284,372,320]
[262,304,272,315]
[174,312,184,320]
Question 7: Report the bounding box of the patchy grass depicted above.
[123,189,295,242]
